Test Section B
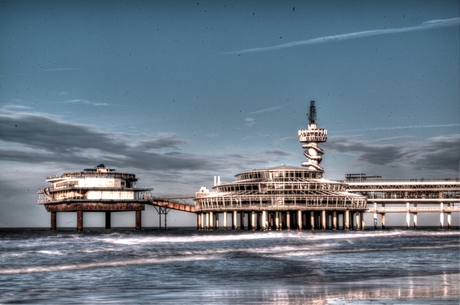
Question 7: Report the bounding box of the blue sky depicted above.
[1,0,459,227]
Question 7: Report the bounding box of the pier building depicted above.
[37,164,152,230]
[345,174,460,229]
[194,101,368,230]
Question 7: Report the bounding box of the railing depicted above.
[366,206,460,213]
[346,178,460,183]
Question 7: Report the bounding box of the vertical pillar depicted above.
[381,213,386,229]
[240,212,245,230]
[200,213,205,230]
[360,212,364,230]
[105,211,111,229]
[344,210,349,230]
[50,212,57,231]
[275,212,280,230]
[447,212,452,230]
[262,211,267,231]
[206,212,210,230]
[286,212,291,230]
[251,211,256,231]
[413,213,418,229]
[297,210,302,230]
[355,212,360,230]
[406,202,410,229]
[77,210,83,231]
[310,211,315,230]
[215,213,219,230]
[332,211,337,230]
[209,211,214,230]
[321,210,326,230]
[440,202,444,229]
[373,202,377,229]
[223,212,227,230]
[135,210,141,230]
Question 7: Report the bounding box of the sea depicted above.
[0,227,458,304]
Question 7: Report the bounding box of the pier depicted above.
[37,102,458,230]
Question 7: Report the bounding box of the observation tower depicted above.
[298,101,327,171]
[194,101,367,231]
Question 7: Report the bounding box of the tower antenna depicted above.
[308,101,316,125]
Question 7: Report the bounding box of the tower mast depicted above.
[298,101,327,172]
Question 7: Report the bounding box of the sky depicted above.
[0,0,459,228]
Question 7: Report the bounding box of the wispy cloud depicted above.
[46,68,82,72]
[59,99,110,107]
[225,18,460,54]
[245,117,256,127]
[324,134,460,172]
[249,106,282,114]
[333,123,460,134]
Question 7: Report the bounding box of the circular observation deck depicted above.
[194,165,366,213]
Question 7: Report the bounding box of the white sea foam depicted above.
[0,254,220,275]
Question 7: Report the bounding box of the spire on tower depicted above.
[308,100,316,125]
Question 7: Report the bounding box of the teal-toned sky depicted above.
[1,0,459,227]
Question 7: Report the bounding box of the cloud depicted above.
[0,110,291,174]
[225,18,460,54]
[59,99,110,106]
[245,117,256,127]
[333,123,460,134]
[324,134,460,172]
[46,68,82,72]
[249,106,282,114]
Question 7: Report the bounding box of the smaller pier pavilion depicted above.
[37,164,152,230]
[194,101,368,231]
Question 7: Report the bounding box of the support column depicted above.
[209,212,214,230]
[223,212,227,230]
[361,212,364,230]
[406,202,410,229]
[297,210,302,230]
[447,211,452,230]
[240,212,245,230]
[413,213,418,229]
[232,211,237,230]
[262,211,267,231]
[321,210,326,230]
[215,213,219,230]
[200,213,205,230]
[373,202,378,229]
[344,210,349,230]
[381,213,386,229]
[50,212,57,231]
[286,212,291,230]
[77,210,83,231]
[206,212,210,230]
[310,211,315,230]
[355,212,360,230]
[105,211,111,229]
[251,211,256,231]
[332,211,337,230]
[440,202,444,229]
[197,213,201,230]
[135,210,141,230]
[275,212,280,230]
